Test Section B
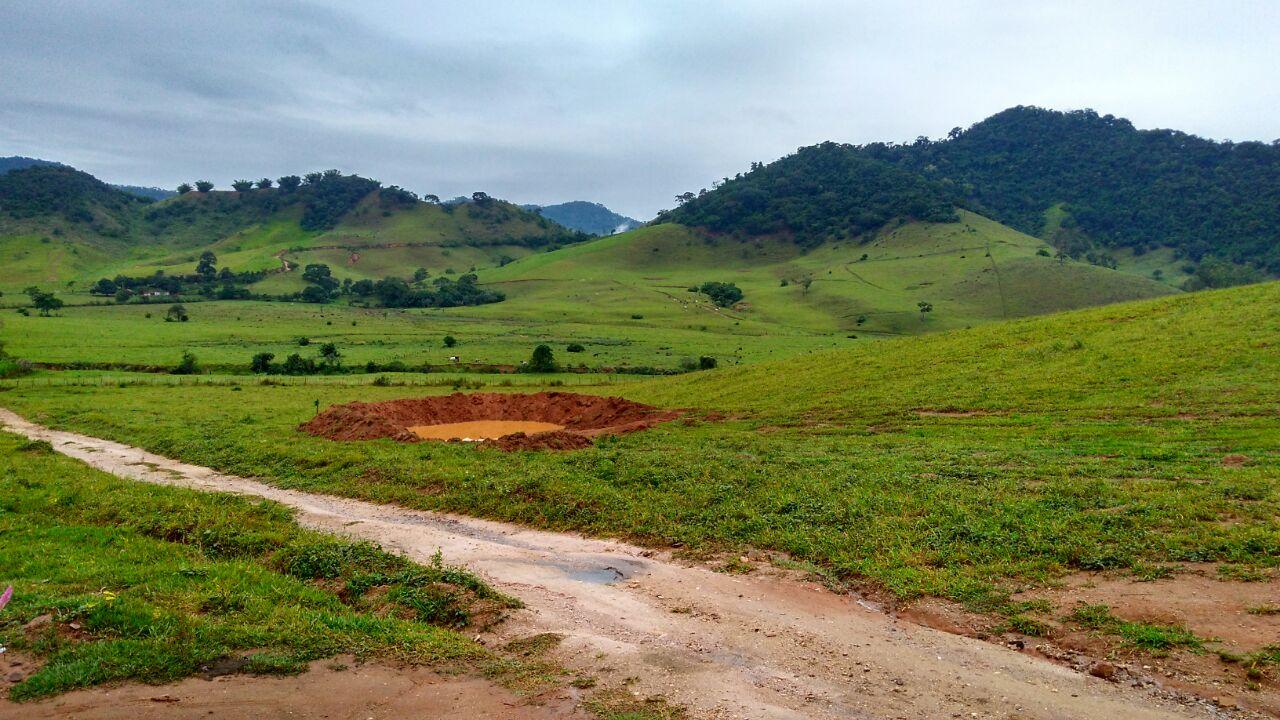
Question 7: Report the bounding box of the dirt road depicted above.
[0,409,1230,719]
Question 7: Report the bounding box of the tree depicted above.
[196,251,217,279]
[471,191,491,204]
[917,301,933,317]
[350,279,375,297]
[423,194,440,204]
[194,180,214,193]
[231,179,254,192]
[413,267,430,283]
[27,288,63,316]
[443,335,457,348]
[566,342,585,353]
[176,182,193,194]
[698,281,744,307]
[165,304,189,322]
[171,351,200,375]
[318,343,341,368]
[527,344,557,373]
[256,177,273,189]
[303,172,323,185]
[91,278,117,295]
[114,287,132,304]
[675,191,696,205]
[300,285,331,303]
[277,175,301,192]
[250,352,275,373]
[699,356,718,370]
[281,353,314,375]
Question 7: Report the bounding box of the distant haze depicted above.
[1,1,1277,219]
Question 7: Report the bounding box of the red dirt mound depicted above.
[299,392,680,450]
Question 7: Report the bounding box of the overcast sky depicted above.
[2,1,1277,218]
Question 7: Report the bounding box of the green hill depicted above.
[485,211,1173,337]
[0,165,587,294]
[661,108,1279,288]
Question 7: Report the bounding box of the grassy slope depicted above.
[487,212,1174,337]
[3,282,1276,612]
[0,432,523,701]
[1,192,575,296]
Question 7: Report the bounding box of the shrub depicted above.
[699,356,718,370]
[443,335,457,348]
[526,344,557,373]
[171,351,200,375]
[698,281,744,307]
[566,343,585,353]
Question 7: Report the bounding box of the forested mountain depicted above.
[658,142,958,248]
[660,107,1279,284]
[0,164,148,233]
[875,107,1280,275]
[525,201,641,235]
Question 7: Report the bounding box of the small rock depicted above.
[6,672,23,683]
[1089,662,1118,681]
[23,614,52,630]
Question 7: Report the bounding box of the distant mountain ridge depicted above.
[524,201,641,235]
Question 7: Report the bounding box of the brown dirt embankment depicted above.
[299,391,679,450]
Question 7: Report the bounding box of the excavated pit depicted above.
[300,391,680,451]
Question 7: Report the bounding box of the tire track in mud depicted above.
[0,409,1223,720]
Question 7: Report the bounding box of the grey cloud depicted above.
[2,0,1277,218]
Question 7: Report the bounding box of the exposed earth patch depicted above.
[299,391,680,450]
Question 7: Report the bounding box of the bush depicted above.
[171,351,200,375]
[250,352,275,374]
[443,335,457,348]
[699,356,718,370]
[699,281,744,307]
[566,343,585,353]
[526,344,557,373]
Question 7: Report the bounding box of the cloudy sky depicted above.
[2,1,1277,218]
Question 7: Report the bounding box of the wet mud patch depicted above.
[300,392,680,451]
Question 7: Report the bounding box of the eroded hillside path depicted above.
[0,409,1221,720]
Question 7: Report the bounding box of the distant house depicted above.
[140,290,171,297]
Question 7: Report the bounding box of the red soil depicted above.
[299,392,680,450]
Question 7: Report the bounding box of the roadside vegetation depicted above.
[0,431,521,701]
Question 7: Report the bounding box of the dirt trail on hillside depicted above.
[0,409,1231,720]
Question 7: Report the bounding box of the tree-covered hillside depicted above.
[659,108,1279,283]
[0,165,147,231]
[659,142,959,247]
[877,106,1280,275]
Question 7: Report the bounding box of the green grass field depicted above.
[5,281,1275,615]
[0,431,523,701]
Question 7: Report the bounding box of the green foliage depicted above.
[0,432,505,700]
[164,303,188,322]
[1066,604,1202,652]
[566,342,585,353]
[526,344,557,372]
[299,171,381,231]
[879,106,1280,274]
[371,274,504,309]
[444,335,458,348]
[661,142,958,247]
[698,281,744,307]
[170,350,200,375]
[0,165,145,223]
